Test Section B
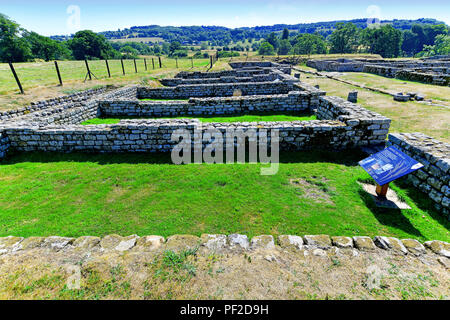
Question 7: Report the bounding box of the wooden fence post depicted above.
[158,56,162,68]
[105,59,111,78]
[152,58,155,69]
[84,59,92,80]
[134,59,138,73]
[121,59,125,75]
[176,58,178,68]
[8,62,24,94]
[54,61,63,86]
[144,58,147,71]
[210,56,213,68]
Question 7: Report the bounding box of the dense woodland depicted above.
[1,13,449,63]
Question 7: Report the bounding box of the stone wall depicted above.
[175,69,270,79]
[228,61,291,74]
[0,130,9,159]
[4,99,389,154]
[0,87,108,122]
[307,58,450,86]
[395,70,450,86]
[100,91,313,118]
[317,96,391,146]
[1,233,448,257]
[137,82,296,99]
[362,65,398,78]
[161,74,280,86]
[388,133,449,219]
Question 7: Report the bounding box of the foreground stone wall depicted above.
[4,110,388,155]
[0,233,448,300]
[1,233,448,257]
[388,133,449,219]
[100,91,313,117]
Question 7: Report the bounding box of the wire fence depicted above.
[1,56,216,94]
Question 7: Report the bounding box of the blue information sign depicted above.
[359,146,424,186]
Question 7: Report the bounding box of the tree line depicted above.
[94,18,445,47]
[257,22,449,58]
[0,13,230,63]
[1,12,449,63]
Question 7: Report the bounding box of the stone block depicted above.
[278,235,303,249]
[303,235,332,249]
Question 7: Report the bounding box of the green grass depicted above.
[81,113,317,125]
[0,58,211,94]
[139,98,190,101]
[0,151,448,241]
[300,73,450,142]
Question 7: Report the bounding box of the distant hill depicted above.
[51,18,447,46]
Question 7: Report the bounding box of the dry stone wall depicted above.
[0,233,448,258]
[307,57,450,86]
[0,87,107,123]
[0,61,391,159]
[100,91,313,117]
[4,95,390,154]
[0,130,9,159]
[137,81,296,99]
[317,96,391,146]
[175,69,270,79]
[228,61,292,74]
[388,133,450,219]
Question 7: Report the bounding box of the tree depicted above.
[278,39,292,55]
[329,22,360,54]
[120,45,138,59]
[433,34,450,55]
[258,41,275,55]
[169,41,182,54]
[362,25,403,58]
[0,14,32,62]
[402,30,419,56]
[419,34,450,56]
[281,28,289,40]
[68,30,117,60]
[23,31,71,61]
[266,32,279,50]
[402,24,448,56]
[291,34,327,55]
[161,42,170,55]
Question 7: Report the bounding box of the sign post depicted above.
[359,146,424,203]
[375,183,389,198]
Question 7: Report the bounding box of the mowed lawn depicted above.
[300,72,450,142]
[81,113,317,124]
[0,151,448,241]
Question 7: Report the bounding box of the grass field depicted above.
[0,57,221,111]
[0,150,448,241]
[339,72,450,105]
[299,70,450,142]
[81,113,317,125]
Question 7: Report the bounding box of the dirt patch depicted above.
[289,177,336,205]
[0,245,448,300]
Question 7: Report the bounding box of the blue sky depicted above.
[1,0,449,36]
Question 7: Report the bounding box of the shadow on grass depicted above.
[357,188,424,238]
[0,149,368,167]
[394,178,450,231]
